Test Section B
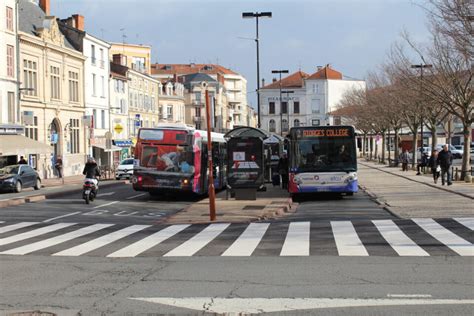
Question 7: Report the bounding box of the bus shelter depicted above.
[263,134,285,182]
[224,127,270,200]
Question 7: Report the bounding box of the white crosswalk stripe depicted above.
[412,218,474,256]
[107,224,190,258]
[222,223,269,256]
[0,223,76,246]
[280,222,310,256]
[0,219,472,258]
[454,218,474,231]
[164,223,230,257]
[331,221,369,256]
[0,224,114,255]
[372,220,429,256]
[53,225,150,257]
[0,222,39,235]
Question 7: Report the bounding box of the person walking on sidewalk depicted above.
[278,152,289,189]
[428,150,441,184]
[18,156,27,164]
[437,144,453,186]
[416,151,429,175]
[400,149,410,171]
[54,156,64,184]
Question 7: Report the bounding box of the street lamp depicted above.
[282,90,294,131]
[242,11,272,128]
[271,69,288,135]
[411,63,433,153]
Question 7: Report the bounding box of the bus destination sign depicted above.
[301,128,350,137]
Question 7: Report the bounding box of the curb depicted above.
[360,162,474,200]
[358,184,400,219]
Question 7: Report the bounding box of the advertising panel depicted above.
[227,137,264,188]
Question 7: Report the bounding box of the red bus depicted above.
[132,124,227,196]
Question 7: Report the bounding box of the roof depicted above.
[182,73,217,88]
[261,71,309,89]
[19,0,76,50]
[224,127,271,139]
[307,65,343,80]
[151,63,238,76]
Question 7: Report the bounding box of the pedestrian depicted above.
[399,149,410,172]
[428,150,440,184]
[54,155,63,182]
[278,152,289,189]
[436,144,453,186]
[416,151,429,175]
[18,156,28,164]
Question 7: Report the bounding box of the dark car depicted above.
[0,164,41,193]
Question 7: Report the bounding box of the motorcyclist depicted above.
[83,157,101,188]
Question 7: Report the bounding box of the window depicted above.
[6,7,13,31]
[7,92,15,124]
[294,101,300,114]
[68,71,79,102]
[167,105,173,120]
[101,76,105,97]
[50,66,61,99]
[99,48,104,68]
[269,119,276,133]
[70,119,80,154]
[23,60,37,96]
[25,115,38,140]
[195,107,201,117]
[120,99,126,113]
[195,92,201,102]
[311,99,320,113]
[93,109,97,128]
[269,102,275,114]
[101,109,105,129]
[91,44,96,65]
[334,116,342,125]
[281,102,288,114]
[282,119,288,132]
[294,119,300,127]
[312,119,320,126]
[92,74,96,96]
[6,45,14,77]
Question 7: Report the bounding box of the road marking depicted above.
[164,223,230,257]
[99,192,115,196]
[129,297,474,313]
[0,222,38,234]
[0,224,113,255]
[0,223,76,246]
[222,223,269,256]
[43,212,82,223]
[454,217,474,231]
[387,294,432,298]
[53,225,150,256]
[331,221,369,256]
[413,218,474,256]
[372,220,430,256]
[93,201,119,209]
[280,221,310,256]
[126,193,147,200]
[107,224,190,257]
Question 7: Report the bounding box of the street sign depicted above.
[114,124,123,134]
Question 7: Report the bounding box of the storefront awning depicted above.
[0,134,52,156]
[93,144,122,152]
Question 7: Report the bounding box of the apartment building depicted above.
[157,79,185,125]
[109,43,151,75]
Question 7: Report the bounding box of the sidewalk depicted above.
[163,184,295,224]
[358,161,474,218]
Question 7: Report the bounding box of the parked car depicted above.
[454,145,463,151]
[115,158,134,180]
[415,147,432,160]
[0,164,41,193]
[435,144,463,159]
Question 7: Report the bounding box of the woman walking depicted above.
[428,150,440,184]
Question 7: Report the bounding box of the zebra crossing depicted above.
[0,218,472,258]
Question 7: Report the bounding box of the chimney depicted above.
[317,66,322,71]
[72,14,84,31]
[261,78,265,87]
[39,0,50,15]
[272,78,277,83]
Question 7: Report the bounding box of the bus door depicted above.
[200,143,208,193]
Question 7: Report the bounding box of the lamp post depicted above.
[271,69,288,135]
[282,90,294,132]
[204,85,216,221]
[411,63,433,153]
[242,11,272,128]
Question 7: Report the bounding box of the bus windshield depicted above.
[140,144,195,174]
[291,137,356,172]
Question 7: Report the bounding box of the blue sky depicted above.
[52,0,430,107]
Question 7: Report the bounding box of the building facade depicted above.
[109,43,151,75]
[0,0,18,127]
[18,0,87,177]
[260,65,366,135]
[157,80,185,125]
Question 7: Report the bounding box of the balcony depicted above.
[192,100,204,106]
[193,116,203,123]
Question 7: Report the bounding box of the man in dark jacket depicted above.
[436,144,453,185]
[83,157,101,187]
[278,152,289,189]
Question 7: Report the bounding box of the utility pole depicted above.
[204,85,216,221]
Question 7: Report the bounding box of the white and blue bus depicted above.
[287,126,358,196]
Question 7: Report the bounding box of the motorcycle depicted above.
[83,178,98,204]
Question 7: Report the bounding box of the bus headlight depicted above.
[293,176,302,184]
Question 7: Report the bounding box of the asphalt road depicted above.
[0,184,472,315]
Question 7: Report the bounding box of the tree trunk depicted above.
[411,133,418,168]
[381,131,386,164]
[460,124,472,181]
[429,126,437,154]
[363,134,367,157]
[394,128,400,166]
